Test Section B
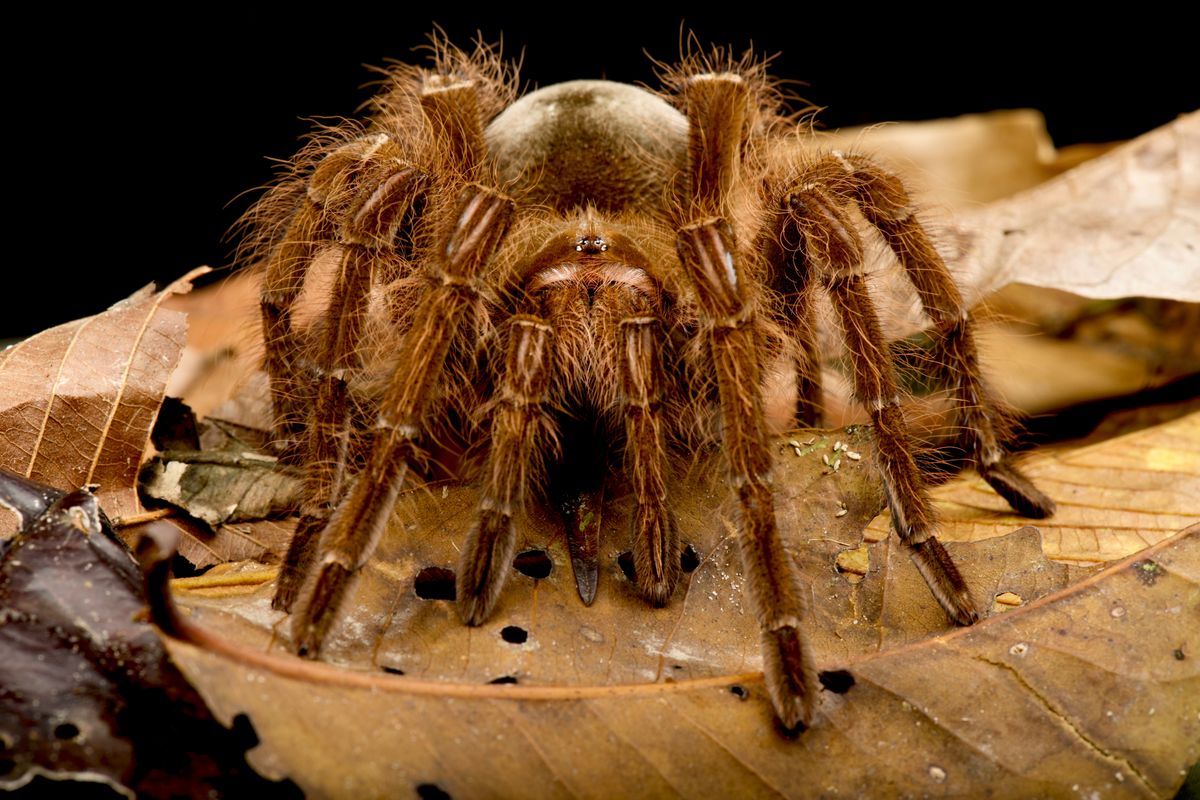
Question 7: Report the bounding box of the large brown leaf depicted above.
[0,269,205,521]
[159,524,1197,797]
[821,109,1079,209]
[154,409,1199,797]
[812,113,1200,349]
[167,517,297,574]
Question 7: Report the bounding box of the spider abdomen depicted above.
[486,80,687,214]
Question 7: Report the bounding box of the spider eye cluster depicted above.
[574,236,609,253]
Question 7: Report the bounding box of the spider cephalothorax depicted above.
[250,40,1054,729]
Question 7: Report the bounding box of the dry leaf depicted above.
[868,410,1200,565]
[156,520,1198,798]
[979,312,1200,417]
[821,109,1067,208]
[166,423,1093,669]
[177,427,889,675]
[813,113,1200,352]
[0,474,147,795]
[136,412,302,568]
[0,471,298,797]
[140,450,301,528]
[778,112,1200,352]
[163,273,263,420]
[0,269,205,521]
[148,407,1199,797]
[170,517,296,573]
[960,112,1200,303]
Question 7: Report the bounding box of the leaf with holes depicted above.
[145,409,1198,797]
[0,470,298,797]
[171,425,1083,680]
[151,499,1198,798]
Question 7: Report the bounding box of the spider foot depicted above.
[632,510,680,607]
[456,509,518,626]
[763,624,819,731]
[272,513,326,612]
[292,558,353,658]
[272,578,302,614]
[635,570,678,608]
[980,459,1056,519]
[909,537,980,625]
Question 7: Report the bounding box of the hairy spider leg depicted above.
[835,152,1056,519]
[774,177,980,626]
[456,314,557,624]
[266,137,429,611]
[619,314,680,607]
[284,72,515,656]
[676,72,819,730]
[772,153,1055,521]
[759,204,824,428]
[260,186,326,458]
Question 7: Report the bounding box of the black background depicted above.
[12,9,1195,339]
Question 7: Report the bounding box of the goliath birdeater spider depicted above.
[246,38,1054,729]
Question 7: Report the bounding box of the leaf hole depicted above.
[488,675,519,685]
[171,554,206,579]
[150,396,201,451]
[381,665,405,676]
[1174,647,1186,660]
[680,544,700,573]
[416,783,452,800]
[616,551,635,581]
[513,549,552,580]
[230,713,261,750]
[500,625,528,645]
[414,567,456,600]
[53,722,80,740]
[819,669,856,694]
[729,685,748,700]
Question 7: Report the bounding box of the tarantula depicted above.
[248,40,1054,729]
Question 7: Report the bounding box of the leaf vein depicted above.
[87,304,161,486]
[972,654,1156,794]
